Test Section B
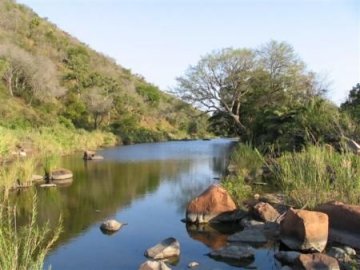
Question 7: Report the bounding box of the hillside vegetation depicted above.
[0,0,207,157]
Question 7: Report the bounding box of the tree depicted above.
[175,41,322,138]
[0,44,66,103]
[176,48,255,134]
[84,88,113,129]
[341,83,360,123]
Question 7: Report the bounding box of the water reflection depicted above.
[13,139,269,270]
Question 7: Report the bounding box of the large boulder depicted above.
[317,201,360,249]
[252,202,280,222]
[145,237,180,260]
[186,184,237,223]
[139,260,171,270]
[280,208,328,252]
[295,253,340,270]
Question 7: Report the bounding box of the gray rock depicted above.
[343,246,356,256]
[209,245,255,260]
[274,251,301,264]
[240,218,265,229]
[139,260,171,270]
[187,261,199,268]
[145,237,180,260]
[228,228,267,243]
[280,266,293,270]
[328,247,353,262]
[100,219,124,232]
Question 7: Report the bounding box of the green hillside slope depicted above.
[0,0,207,156]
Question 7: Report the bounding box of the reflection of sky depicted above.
[100,139,237,162]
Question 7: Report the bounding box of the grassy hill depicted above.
[0,0,207,157]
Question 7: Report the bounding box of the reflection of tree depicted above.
[12,157,189,250]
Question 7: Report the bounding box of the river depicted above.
[14,139,278,269]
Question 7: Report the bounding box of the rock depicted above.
[280,208,328,252]
[139,260,171,270]
[343,246,356,256]
[31,174,44,183]
[274,251,301,265]
[100,219,124,233]
[240,218,265,229]
[40,183,57,188]
[145,237,180,260]
[91,155,104,160]
[317,201,360,249]
[228,228,267,243]
[186,184,237,224]
[252,202,280,222]
[280,266,292,270]
[187,261,199,268]
[295,253,340,270]
[328,247,353,263]
[51,168,73,180]
[209,245,255,261]
[19,149,27,157]
[83,150,96,160]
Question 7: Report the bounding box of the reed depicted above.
[0,196,61,270]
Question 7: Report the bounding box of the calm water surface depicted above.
[15,139,278,269]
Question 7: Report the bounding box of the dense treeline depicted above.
[176,41,359,151]
[0,0,207,155]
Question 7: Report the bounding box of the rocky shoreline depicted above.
[136,184,359,270]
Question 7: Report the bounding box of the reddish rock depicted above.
[252,202,280,222]
[317,201,360,233]
[295,253,340,270]
[186,184,237,223]
[316,201,360,248]
[280,208,328,252]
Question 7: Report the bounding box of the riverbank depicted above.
[223,143,360,208]
[0,124,118,161]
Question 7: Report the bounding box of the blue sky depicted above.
[18,0,360,104]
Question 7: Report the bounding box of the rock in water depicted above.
[186,184,237,223]
[145,237,180,260]
[228,228,267,243]
[280,208,328,252]
[51,168,73,180]
[139,260,171,270]
[295,253,340,270]
[187,261,199,268]
[209,245,254,260]
[100,219,124,233]
[317,201,360,248]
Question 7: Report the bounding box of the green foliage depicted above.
[269,145,360,208]
[0,198,61,270]
[0,0,204,142]
[222,176,252,205]
[135,83,161,105]
[341,83,360,117]
[229,144,264,179]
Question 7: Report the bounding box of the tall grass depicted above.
[0,197,61,270]
[0,158,38,198]
[270,145,360,208]
[228,144,263,179]
[222,144,263,204]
